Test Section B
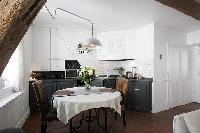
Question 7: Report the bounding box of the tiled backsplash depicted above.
[79,60,121,76]
[79,59,153,78]
[121,60,153,78]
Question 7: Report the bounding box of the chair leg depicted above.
[115,111,118,120]
[122,110,126,127]
[105,112,108,133]
[88,110,92,133]
[41,121,47,133]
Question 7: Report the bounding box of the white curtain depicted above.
[0,43,24,93]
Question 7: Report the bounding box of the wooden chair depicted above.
[115,77,128,127]
[101,77,128,133]
[32,80,58,133]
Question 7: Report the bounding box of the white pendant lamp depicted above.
[84,23,102,48]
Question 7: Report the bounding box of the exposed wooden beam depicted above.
[194,0,200,4]
[155,0,200,20]
[0,0,46,75]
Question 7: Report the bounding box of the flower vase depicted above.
[84,83,91,94]
[119,74,123,77]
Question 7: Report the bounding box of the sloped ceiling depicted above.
[34,0,200,33]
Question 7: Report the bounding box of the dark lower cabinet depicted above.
[103,78,116,89]
[93,78,116,89]
[93,79,104,87]
[57,79,77,90]
[126,79,153,112]
[29,77,152,113]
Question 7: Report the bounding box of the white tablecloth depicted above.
[53,87,122,124]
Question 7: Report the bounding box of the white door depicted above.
[168,45,182,108]
[195,47,200,102]
[181,46,193,105]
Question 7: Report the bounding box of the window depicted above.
[0,45,22,93]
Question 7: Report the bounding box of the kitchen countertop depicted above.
[30,77,153,81]
[128,78,153,82]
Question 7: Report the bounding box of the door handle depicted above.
[134,88,140,91]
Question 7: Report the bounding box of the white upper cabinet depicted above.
[33,27,51,60]
[32,27,51,71]
[50,28,65,71]
[51,60,65,71]
[97,30,137,60]
[51,28,65,60]
[97,31,127,60]
[187,30,200,45]
[32,60,50,71]
[97,24,154,61]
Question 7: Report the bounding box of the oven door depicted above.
[66,70,78,77]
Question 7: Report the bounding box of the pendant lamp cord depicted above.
[92,23,94,38]
[45,4,94,38]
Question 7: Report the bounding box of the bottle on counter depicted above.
[133,67,138,79]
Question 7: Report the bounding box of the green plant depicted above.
[113,67,125,75]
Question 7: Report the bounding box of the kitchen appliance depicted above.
[66,69,80,77]
[65,60,81,69]
[65,60,81,77]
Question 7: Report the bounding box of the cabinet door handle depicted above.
[134,88,140,91]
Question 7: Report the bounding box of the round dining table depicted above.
[53,87,122,125]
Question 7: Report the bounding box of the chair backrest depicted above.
[32,80,50,117]
[116,77,128,105]
[116,77,128,96]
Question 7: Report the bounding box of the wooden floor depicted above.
[22,103,200,133]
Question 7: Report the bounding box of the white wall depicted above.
[194,46,200,102]
[182,46,194,105]
[186,30,200,104]
[0,28,33,129]
[152,24,193,113]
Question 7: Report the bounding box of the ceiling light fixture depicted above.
[44,5,102,48]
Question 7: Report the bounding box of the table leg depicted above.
[73,112,85,130]
[96,108,101,127]
[70,118,73,133]
[105,112,108,133]
[88,109,92,133]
